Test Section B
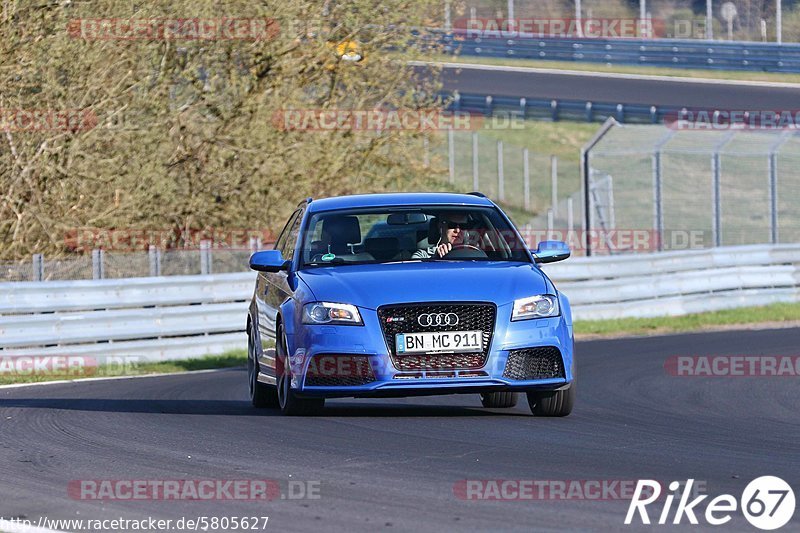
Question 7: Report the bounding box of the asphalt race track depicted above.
[1,327,798,532]
[433,63,800,110]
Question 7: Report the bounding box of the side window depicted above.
[274,210,300,256]
[282,209,305,263]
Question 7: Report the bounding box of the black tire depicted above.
[526,383,575,417]
[276,325,325,416]
[480,392,518,408]
[248,324,278,408]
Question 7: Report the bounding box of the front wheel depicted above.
[480,392,518,408]
[526,383,575,417]
[276,326,325,416]
[248,325,278,408]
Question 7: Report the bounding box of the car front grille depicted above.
[502,347,565,380]
[377,303,496,371]
[304,354,376,387]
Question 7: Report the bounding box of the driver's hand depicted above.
[435,242,452,257]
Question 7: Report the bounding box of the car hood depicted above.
[297,261,549,310]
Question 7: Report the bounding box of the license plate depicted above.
[396,330,483,354]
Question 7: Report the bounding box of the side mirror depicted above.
[532,240,570,264]
[249,250,291,272]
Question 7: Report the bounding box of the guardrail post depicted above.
[149,245,161,277]
[585,101,593,122]
[200,240,212,275]
[650,106,658,124]
[472,132,479,190]
[550,100,559,122]
[519,98,526,118]
[523,148,530,211]
[615,104,625,123]
[551,155,558,217]
[485,95,493,116]
[448,128,455,184]
[452,91,461,112]
[32,254,44,281]
[92,249,105,279]
[497,140,505,201]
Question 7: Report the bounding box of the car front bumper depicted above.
[287,304,574,399]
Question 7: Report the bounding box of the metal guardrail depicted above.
[441,31,800,73]
[445,91,673,124]
[0,272,254,360]
[0,245,798,362]
[545,244,800,319]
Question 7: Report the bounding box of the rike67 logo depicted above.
[625,477,795,530]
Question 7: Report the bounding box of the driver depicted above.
[412,212,469,259]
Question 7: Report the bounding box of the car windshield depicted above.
[300,206,530,267]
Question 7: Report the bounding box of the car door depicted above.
[257,208,304,374]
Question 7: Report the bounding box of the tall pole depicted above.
[639,0,647,38]
[575,0,583,37]
[777,0,783,43]
[706,0,714,40]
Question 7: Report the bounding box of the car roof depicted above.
[306,193,495,214]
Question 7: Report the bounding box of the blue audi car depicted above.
[247,192,574,415]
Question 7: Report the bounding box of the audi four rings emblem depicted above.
[417,313,459,327]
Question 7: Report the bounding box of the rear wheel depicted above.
[526,383,575,417]
[276,325,325,416]
[248,324,278,408]
[480,392,518,408]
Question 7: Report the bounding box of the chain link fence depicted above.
[584,122,800,254]
[0,244,266,283]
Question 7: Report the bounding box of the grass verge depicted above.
[574,302,800,338]
[433,54,800,84]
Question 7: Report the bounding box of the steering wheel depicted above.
[443,244,488,259]
[451,244,482,252]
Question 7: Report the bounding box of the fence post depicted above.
[472,132,479,190]
[547,209,554,239]
[149,245,161,277]
[711,152,721,247]
[32,254,44,281]
[92,249,105,279]
[200,240,212,275]
[567,198,574,232]
[769,152,778,244]
[497,140,505,201]
[448,128,455,184]
[523,148,530,211]
[652,151,663,251]
[249,236,261,253]
[550,155,558,217]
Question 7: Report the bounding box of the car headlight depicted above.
[302,302,363,325]
[511,295,560,321]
